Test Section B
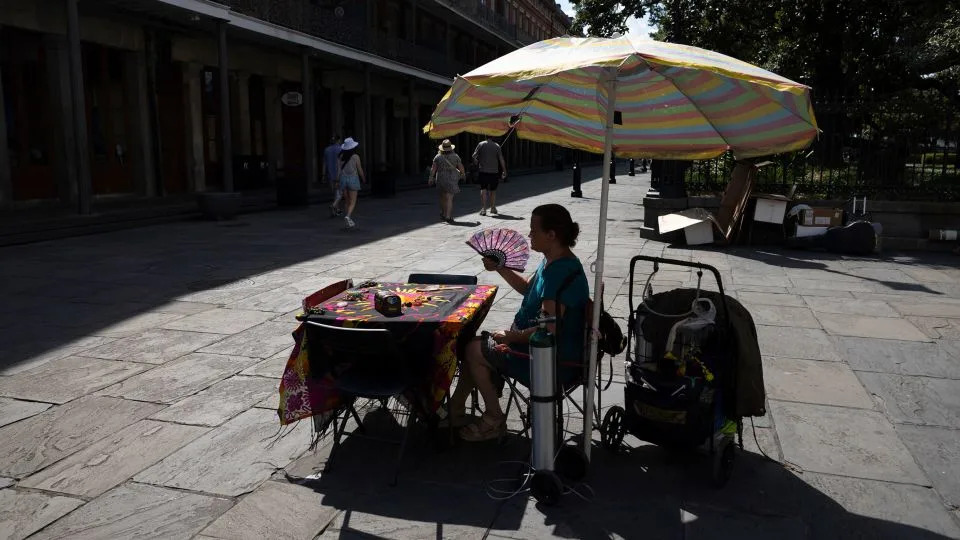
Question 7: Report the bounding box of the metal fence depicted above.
[685,94,960,201]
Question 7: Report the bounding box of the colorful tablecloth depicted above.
[278,282,498,425]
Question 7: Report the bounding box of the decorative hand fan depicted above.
[466,228,530,271]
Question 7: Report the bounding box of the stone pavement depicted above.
[1,166,959,539]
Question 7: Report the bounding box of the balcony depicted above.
[433,0,520,44]
[218,0,467,77]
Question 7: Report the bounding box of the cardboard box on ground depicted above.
[658,162,759,245]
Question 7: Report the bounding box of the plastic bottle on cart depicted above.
[634,309,655,372]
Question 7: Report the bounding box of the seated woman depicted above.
[449,204,590,441]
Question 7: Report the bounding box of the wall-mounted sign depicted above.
[281,91,303,107]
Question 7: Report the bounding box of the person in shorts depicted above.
[472,135,507,216]
[337,137,365,228]
[323,135,342,216]
[447,204,590,441]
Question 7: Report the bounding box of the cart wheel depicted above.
[555,444,589,482]
[601,406,626,453]
[531,470,563,506]
[711,439,735,488]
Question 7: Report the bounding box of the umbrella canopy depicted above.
[424,36,816,462]
[425,36,818,159]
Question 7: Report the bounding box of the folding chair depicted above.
[305,321,420,485]
[407,273,478,285]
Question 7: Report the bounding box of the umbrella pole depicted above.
[582,69,618,460]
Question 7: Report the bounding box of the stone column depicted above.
[373,96,387,165]
[0,27,11,207]
[362,64,372,183]
[263,76,282,184]
[66,0,92,213]
[407,80,418,175]
[407,0,417,44]
[125,49,156,196]
[43,35,77,205]
[302,50,317,187]
[330,84,343,138]
[182,62,206,192]
[217,20,233,191]
[232,71,252,154]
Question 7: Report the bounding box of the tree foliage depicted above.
[569,0,960,103]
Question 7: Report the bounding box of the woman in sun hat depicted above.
[337,137,365,228]
[429,139,465,223]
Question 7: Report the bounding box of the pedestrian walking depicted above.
[472,135,507,216]
[323,135,342,216]
[338,137,365,228]
[429,139,465,223]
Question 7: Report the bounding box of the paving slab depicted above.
[97,353,255,404]
[200,480,338,540]
[488,496,680,540]
[770,400,928,485]
[682,506,807,540]
[0,356,149,404]
[731,273,793,288]
[734,292,805,307]
[160,308,275,335]
[197,321,296,359]
[1,335,117,376]
[890,301,960,319]
[789,278,872,292]
[802,472,960,539]
[802,296,899,318]
[226,290,305,313]
[150,376,277,427]
[816,312,929,342]
[756,325,840,361]
[90,311,188,338]
[748,305,821,328]
[240,347,292,378]
[763,357,874,409]
[20,420,208,498]
[82,329,224,364]
[896,424,960,508]
[0,398,51,428]
[906,317,960,340]
[0,489,84,540]
[0,396,162,478]
[150,301,218,315]
[858,373,960,428]
[29,482,232,540]
[837,337,960,379]
[135,408,309,497]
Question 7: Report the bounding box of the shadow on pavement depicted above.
[283,407,957,539]
[0,169,601,374]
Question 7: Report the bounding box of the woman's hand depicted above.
[491,330,521,344]
[482,256,499,272]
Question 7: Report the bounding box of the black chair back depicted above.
[304,322,411,396]
[407,273,478,285]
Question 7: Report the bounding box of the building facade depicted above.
[0,0,571,214]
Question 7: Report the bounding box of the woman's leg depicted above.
[344,189,357,218]
[465,340,504,420]
[444,193,454,220]
[438,190,447,219]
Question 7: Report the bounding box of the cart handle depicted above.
[627,255,731,325]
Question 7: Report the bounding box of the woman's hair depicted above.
[533,204,580,247]
[339,147,356,163]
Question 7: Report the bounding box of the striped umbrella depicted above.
[425,36,818,159]
[424,36,817,461]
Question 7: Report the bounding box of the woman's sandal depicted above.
[438,413,474,428]
[459,414,506,442]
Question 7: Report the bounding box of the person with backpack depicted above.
[447,204,591,441]
[429,139,465,223]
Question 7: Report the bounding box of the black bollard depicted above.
[571,163,583,197]
[640,158,648,173]
[628,159,635,176]
[609,158,617,184]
